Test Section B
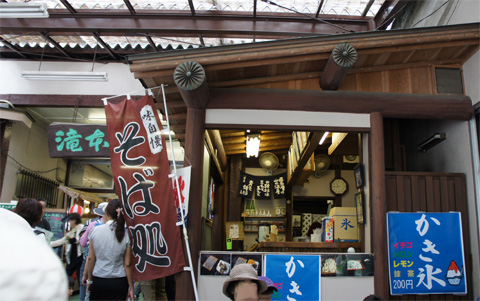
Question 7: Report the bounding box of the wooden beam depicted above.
[328,133,359,155]
[209,71,323,88]
[166,112,187,121]
[0,37,29,59]
[129,24,479,73]
[320,43,358,90]
[205,130,224,178]
[315,0,325,18]
[40,32,73,58]
[146,35,159,51]
[174,133,185,141]
[173,61,210,109]
[176,107,206,300]
[123,0,136,15]
[224,138,291,152]
[288,132,322,187]
[225,144,290,155]
[222,136,246,145]
[208,88,473,120]
[92,33,118,60]
[0,11,370,45]
[207,129,227,171]
[58,0,77,14]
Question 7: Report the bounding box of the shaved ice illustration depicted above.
[445,260,463,286]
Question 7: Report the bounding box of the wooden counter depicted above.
[258,241,361,253]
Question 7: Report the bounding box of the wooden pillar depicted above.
[228,155,244,222]
[173,61,209,300]
[370,112,388,298]
[320,43,358,90]
[212,183,226,250]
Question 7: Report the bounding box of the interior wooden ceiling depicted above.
[127,23,480,159]
[221,130,294,155]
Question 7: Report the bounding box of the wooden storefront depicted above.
[125,23,479,300]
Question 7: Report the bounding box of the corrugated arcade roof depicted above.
[0,0,404,63]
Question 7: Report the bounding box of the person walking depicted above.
[14,198,45,242]
[50,212,85,288]
[35,199,51,232]
[78,202,108,301]
[83,199,134,300]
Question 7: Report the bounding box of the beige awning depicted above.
[58,185,104,204]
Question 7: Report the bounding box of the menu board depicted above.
[44,209,67,259]
[387,212,467,295]
[265,254,321,300]
[44,209,67,241]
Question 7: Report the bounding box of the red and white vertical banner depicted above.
[172,166,191,226]
[104,95,186,281]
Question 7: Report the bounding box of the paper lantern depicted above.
[68,204,83,216]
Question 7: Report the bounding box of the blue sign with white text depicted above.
[265,254,321,300]
[387,212,467,295]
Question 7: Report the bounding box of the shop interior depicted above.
[217,129,364,251]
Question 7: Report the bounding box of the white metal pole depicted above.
[159,85,199,301]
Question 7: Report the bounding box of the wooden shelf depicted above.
[258,241,361,253]
[243,215,286,218]
[245,229,285,233]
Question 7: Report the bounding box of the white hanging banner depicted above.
[173,166,192,225]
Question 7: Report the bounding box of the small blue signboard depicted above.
[265,254,321,301]
[387,212,467,295]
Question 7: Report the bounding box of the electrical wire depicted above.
[412,0,452,28]
[373,4,409,31]
[3,152,60,174]
[260,0,355,33]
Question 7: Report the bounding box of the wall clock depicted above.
[330,177,348,195]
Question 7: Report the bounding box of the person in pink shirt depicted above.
[79,202,108,248]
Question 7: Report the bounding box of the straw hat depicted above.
[93,202,108,216]
[222,263,268,299]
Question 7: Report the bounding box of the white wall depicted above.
[400,119,480,297]
[293,170,356,207]
[206,109,370,129]
[464,51,480,105]
[1,121,66,205]
[0,60,144,95]
[396,0,479,28]
[394,2,480,298]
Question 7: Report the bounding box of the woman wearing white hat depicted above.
[223,263,268,301]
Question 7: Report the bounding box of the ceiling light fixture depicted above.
[0,3,49,18]
[319,131,330,145]
[22,71,108,81]
[417,133,446,152]
[246,134,261,158]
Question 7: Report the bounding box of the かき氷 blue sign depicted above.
[387,212,467,295]
[265,254,321,300]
